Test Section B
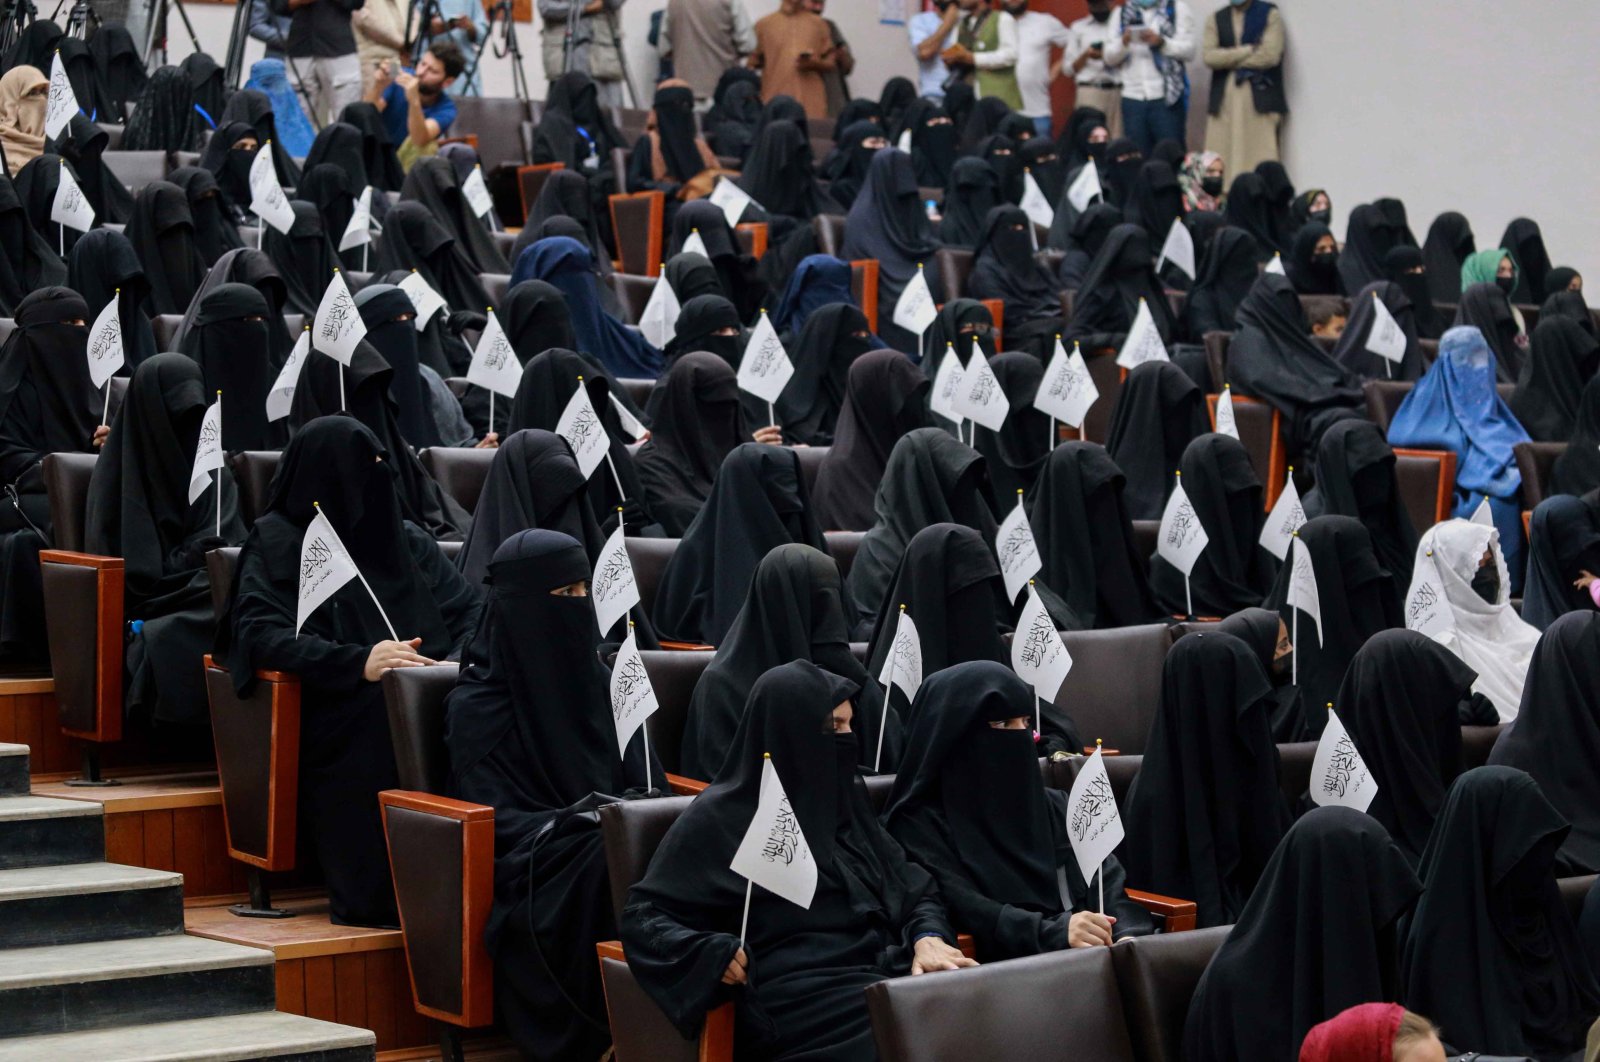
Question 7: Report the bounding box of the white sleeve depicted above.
[1163,2,1198,62]
[974,11,1018,69]
[1101,8,1128,67]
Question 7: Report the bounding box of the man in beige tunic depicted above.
[1202,0,1285,177]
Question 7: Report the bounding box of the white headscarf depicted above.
[1404,519,1539,721]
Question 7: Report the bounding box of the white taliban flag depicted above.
[1403,563,1456,640]
[737,312,794,405]
[1066,160,1102,212]
[1470,496,1494,527]
[45,52,78,139]
[1156,216,1195,279]
[609,393,648,441]
[1309,708,1379,812]
[266,328,310,422]
[1011,583,1074,703]
[398,271,447,330]
[50,165,95,232]
[85,294,124,389]
[1020,169,1054,232]
[639,271,681,349]
[338,187,373,251]
[312,270,367,365]
[877,607,923,704]
[1213,386,1239,440]
[681,229,710,260]
[294,509,362,635]
[248,145,295,234]
[892,265,938,337]
[187,395,224,504]
[591,525,641,636]
[462,166,494,218]
[730,756,818,910]
[555,380,609,479]
[1115,298,1170,369]
[1035,339,1098,429]
[1288,534,1324,645]
[466,310,521,398]
[951,342,1009,432]
[1366,291,1407,366]
[995,497,1042,603]
[1264,253,1286,276]
[896,128,912,153]
[1065,746,1126,886]
[1258,470,1305,560]
[1157,479,1210,576]
[929,344,965,426]
[608,628,659,757]
[709,176,758,226]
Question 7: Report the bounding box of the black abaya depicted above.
[125,181,210,316]
[813,349,931,532]
[66,228,157,369]
[354,284,440,449]
[454,429,601,588]
[1104,360,1208,520]
[841,149,943,353]
[1222,172,1282,261]
[1185,227,1260,337]
[1150,433,1275,618]
[1214,606,1300,742]
[400,157,508,274]
[167,166,245,266]
[1520,493,1600,632]
[937,157,1001,250]
[970,350,1050,502]
[1422,211,1475,306]
[176,283,281,452]
[1301,418,1419,587]
[634,352,744,537]
[57,114,133,224]
[967,206,1065,357]
[776,304,875,446]
[264,200,340,317]
[1332,280,1425,381]
[1510,315,1599,442]
[736,118,837,225]
[668,200,767,324]
[1454,281,1527,382]
[1283,221,1343,296]
[1338,203,1402,294]
[510,169,614,280]
[1499,217,1552,304]
[372,200,492,316]
[0,173,66,314]
[1065,224,1178,347]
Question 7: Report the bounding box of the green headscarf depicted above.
[1460,247,1517,292]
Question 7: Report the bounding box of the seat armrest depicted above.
[597,941,735,1061]
[39,550,125,742]
[665,773,708,796]
[1126,889,1197,933]
[660,641,717,652]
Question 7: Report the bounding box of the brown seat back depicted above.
[1362,379,1412,435]
[1392,449,1458,531]
[609,274,657,325]
[792,444,827,494]
[228,451,281,527]
[823,530,865,579]
[1109,925,1232,1062]
[41,451,98,553]
[1208,393,1284,508]
[599,794,694,917]
[634,650,714,775]
[1058,624,1172,753]
[1201,331,1230,391]
[1277,740,1318,803]
[1073,347,1122,444]
[1512,441,1566,512]
[932,247,973,303]
[418,447,494,513]
[866,946,1137,1062]
[851,260,880,332]
[207,660,300,871]
[206,546,240,621]
[626,537,679,617]
[381,664,463,795]
[516,162,564,220]
[610,192,665,276]
[40,550,123,742]
[618,377,653,409]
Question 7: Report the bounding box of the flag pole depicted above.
[739,750,771,947]
[767,401,776,431]
[362,243,368,273]
[314,501,399,640]
[874,604,903,773]
[215,391,222,537]
[1290,535,1299,686]
[1029,579,1042,735]
[1094,738,1105,913]
[630,618,653,790]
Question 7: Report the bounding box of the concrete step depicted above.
[0,935,276,1040]
[0,862,183,948]
[0,744,25,796]
[0,1011,376,1062]
[0,793,104,869]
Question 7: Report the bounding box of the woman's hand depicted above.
[1574,570,1596,590]
[92,425,110,449]
[720,947,748,985]
[751,426,783,445]
[910,936,978,975]
[363,638,436,681]
[1067,911,1116,948]
[475,432,499,449]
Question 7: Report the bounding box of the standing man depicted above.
[1104,0,1194,153]
[367,42,462,168]
[1202,0,1285,176]
[804,0,854,119]
[352,0,407,96]
[944,0,1021,112]
[750,0,835,121]
[1065,0,1123,137]
[540,0,628,107]
[1002,0,1072,139]
[908,0,960,102]
[423,0,489,98]
[271,0,366,124]
[659,0,758,105]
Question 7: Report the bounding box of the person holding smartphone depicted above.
[750,0,836,120]
[1066,0,1124,137]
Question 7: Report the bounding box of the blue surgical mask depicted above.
[1134,0,1159,7]
[1230,0,1250,6]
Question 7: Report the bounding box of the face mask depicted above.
[1230,0,1249,6]
[1309,209,1331,225]
[1200,176,1223,197]
[1270,651,1293,685]
[1134,0,1159,7]
[1312,251,1338,270]
[834,731,860,819]
[1090,8,1111,21]
[1470,564,1500,605]
[1496,276,1516,295]
[1085,142,1107,162]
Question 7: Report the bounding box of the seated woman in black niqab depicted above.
[652,444,827,647]
[1213,606,1299,741]
[841,149,944,354]
[1511,316,1600,443]
[199,122,261,225]
[1332,280,1425,381]
[177,283,284,452]
[1021,136,1067,210]
[68,228,157,369]
[1054,201,1122,290]
[444,528,664,1061]
[813,349,931,533]
[973,134,1023,206]
[1454,281,1531,383]
[297,164,364,273]
[0,173,66,314]
[372,201,492,319]
[121,66,202,154]
[1121,631,1292,928]
[668,200,767,324]
[661,294,744,371]
[636,352,747,537]
[970,351,1051,502]
[15,155,93,256]
[354,284,446,450]
[338,102,405,192]
[1182,807,1421,1062]
[265,201,341,317]
[1184,227,1260,337]
[176,247,296,369]
[400,157,508,274]
[775,304,876,447]
[1401,766,1600,1060]
[1302,418,1419,586]
[1104,359,1209,520]
[1335,631,1474,864]
[1499,217,1552,304]
[1520,493,1600,632]
[58,114,133,224]
[626,80,718,197]
[1150,433,1275,619]
[217,416,481,926]
[1220,172,1281,262]
[622,659,975,1060]
[1283,221,1343,296]
[920,298,995,379]
[509,169,615,284]
[967,206,1066,359]
[531,69,624,176]
[167,166,244,266]
[664,251,726,306]
[125,180,210,316]
[885,661,1153,961]
[1065,223,1179,348]
[822,120,885,212]
[1383,245,1446,340]
[898,98,957,189]
[1226,273,1366,460]
[736,119,839,227]
[681,544,891,780]
[1122,160,1184,246]
[0,288,102,667]
[84,354,246,729]
[1263,514,1402,739]
[702,70,762,161]
[1338,203,1403,295]
[845,428,999,631]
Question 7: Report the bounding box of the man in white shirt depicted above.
[1001,0,1073,138]
[1066,0,1123,137]
[908,0,961,101]
[1102,0,1196,154]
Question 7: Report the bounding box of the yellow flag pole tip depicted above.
[762,751,771,760]
[898,603,906,611]
[1095,738,1103,747]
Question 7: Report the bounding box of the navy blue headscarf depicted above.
[509,236,663,379]
[769,254,859,338]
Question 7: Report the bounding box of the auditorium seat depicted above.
[1392,448,1458,531]
[1512,441,1566,512]
[625,650,715,777]
[229,451,281,527]
[1201,330,1230,391]
[451,96,533,171]
[151,313,184,350]
[823,530,864,580]
[1051,750,1142,805]
[516,162,563,220]
[1109,926,1231,1062]
[851,260,880,332]
[1560,874,1597,923]
[482,272,511,306]
[1277,741,1318,804]
[102,150,168,192]
[419,447,493,513]
[793,443,826,494]
[735,222,769,259]
[1461,724,1505,769]
[618,377,653,409]
[1206,392,1287,509]
[1077,346,1121,444]
[1132,519,1158,559]
[610,191,666,276]
[1057,624,1171,754]
[609,273,655,324]
[933,247,973,303]
[625,537,678,622]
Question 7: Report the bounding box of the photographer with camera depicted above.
[365,41,462,169]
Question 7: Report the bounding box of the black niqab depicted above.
[1065,224,1177,344]
[1454,281,1525,382]
[176,283,278,452]
[1510,315,1599,441]
[634,352,743,537]
[968,205,1062,333]
[1338,203,1401,294]
[120,66,200,153]
[400,157,508,273]
[66,228,156,369]
[264,200,340,316]
[1104,359,1208,520]
[970,350,1050,502]
[1283,221,1343,296]
[0,174,65,313]
[1151,433,1275,617]
[1222,172,1281,260]
[167,166,244,265]
[1332,280,1424,381]
[1499,217,1551,304]
[937,157,1000,249]
[373,200,492,315]
[338,102,405,192]
[813,349,930,533]
[125,180,209,316]
[1124,160,1184,243]
[841,149,942,353]
[1423,211,1475,305]
[737,119,836,223]
[1301,418,1419,586]
[1185,227,1261,336]
[776,303,873,447]
[355,284,438,448]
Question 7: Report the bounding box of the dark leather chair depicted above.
[377,665,495,1056]
[868,946,1137,1062]
[1207,392,1287,509]
[102,150,169,192]
[1513,442,1566,512]
[0,318,12,346]
[1057,624,1171,754]
[1277,740,1318,804]
[792,444,827,494]
[451,96,533,170]
[1132,519,1158,559]
[629,650,714,778]
[1110,926,1231,1062]
[609,274,656,325]
[1201,331,1231,391]
[229,451,281,527]
[1461,723,1504,769]
[1363,379,1412,435]
[41,451,97,552]
[481,273,511,307]
[823,530,864,580]
[618,378,653,409]
[151,314,185,350]
[1051,751,1142,806]
[1560,874,1596,923]
[1393,449,1458,532]
[516,162,564,220]
[811,214,845,258]
[932,247,974,303]
[609,191,665,276]
[418,447,494,513]
[625,538,678,628]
